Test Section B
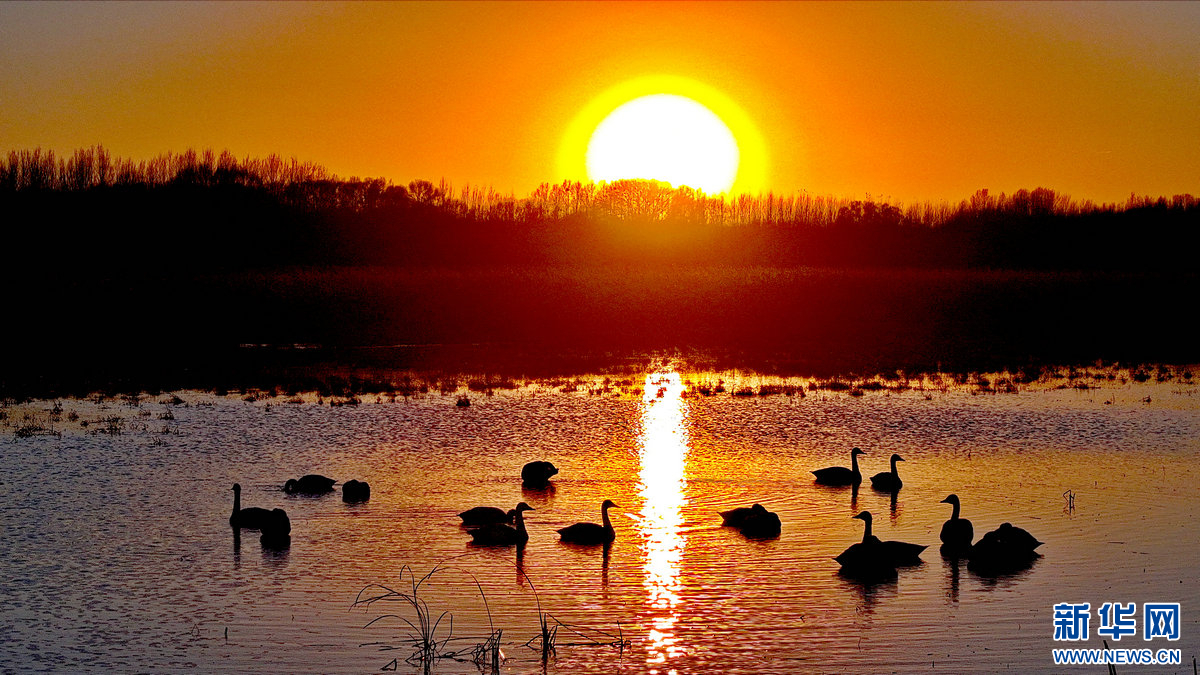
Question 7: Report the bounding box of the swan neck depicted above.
[232,488,240,515]
[514,510,527,535]
[890,456,899,475]
[602,505,613,532]
[951,501,961,520]
[862,517,872,542]
[851,452,859,475]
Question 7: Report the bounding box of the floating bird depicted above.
[938,494,974,554]
[719,503,763,527]
[834,511,896,578]
[283,474,336,495]
[468,502,533,546]
[342,479,371,503]
[259,507,291,549]
[869,454,905,492]
[458,505,513,527]
[738,504,782,538]
[558,499,618,545]
[229,483,273,529]
[521,461,559,489]
[836,510,924,569]
[969,522,1043,572]
[882,538,927,566]
[812,447,866,486]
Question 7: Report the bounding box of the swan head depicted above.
[851,447,865,456]
[891,453,905,463]
[232,483,241,492]
[601,499,618,510]
[852,510,873,525]
[751,503,768,513]
[283,479,298,493]
[514,502,535,513]
[940,494,960,506]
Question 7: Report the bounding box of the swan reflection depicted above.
[637,370,689,666]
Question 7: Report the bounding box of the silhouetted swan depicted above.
[719,503,763,527]
[521,461,558,488]
[283,474,335,495]
[458,505,513,527]
[558,499,618,545]
[969,522,1043,572]
[468,502,533,546]
[738,504,782,538]
[834,511,896,578]
[882,539,927,566]
[259,507,291,549]
[230,483,273,529]
[812,447,865,486]
[938,494,974,554]
[342,479,370,503]
[836,510,924,568]
[869,454,905,492]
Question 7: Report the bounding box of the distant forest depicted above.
[3,146,1198,276]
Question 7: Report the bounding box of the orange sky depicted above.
[1,1,1197,204]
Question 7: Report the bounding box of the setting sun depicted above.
[586,94,738,194]
[2,3,1199,674]
[559,75,768,195]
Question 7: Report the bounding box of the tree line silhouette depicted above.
[3,145,1197,277]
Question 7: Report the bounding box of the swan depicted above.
[834,511,896,577]
[969,522,1043,571]
[738,504,782,538]
[812,447,866,486]
[836,511,924,569]
[342,479,370,503]
[458,505,512,527]
[283,474,336,495]
[521,461,559,488]
[558,499,618,545]
[719,503,763,527]
[882,539,927,566]
[468,502,533,546]
[259,507,291,549]
[869,454,905,492]
[938,494,974,554]
[229,483,273,529]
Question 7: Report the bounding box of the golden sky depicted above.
[1,1,1197,203]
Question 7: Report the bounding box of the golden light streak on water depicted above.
[636,370,689,668]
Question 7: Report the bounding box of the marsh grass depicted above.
[355,563,510,672]
[358,559,635,672]
[356,565,458,669]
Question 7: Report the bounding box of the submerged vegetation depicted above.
[6,363,1194,439]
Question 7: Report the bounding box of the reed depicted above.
[356,562,510,672]
[355,565,456,668]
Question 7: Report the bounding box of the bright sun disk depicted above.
[586,94,739,194]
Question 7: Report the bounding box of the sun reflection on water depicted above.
[637,370,690,667]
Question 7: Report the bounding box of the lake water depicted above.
[2,367,1199,673]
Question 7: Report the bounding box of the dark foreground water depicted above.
[2,367,1199,673]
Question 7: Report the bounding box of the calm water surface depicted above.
[2,370,1199,673]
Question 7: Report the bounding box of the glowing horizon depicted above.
[1,2,1197,204]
